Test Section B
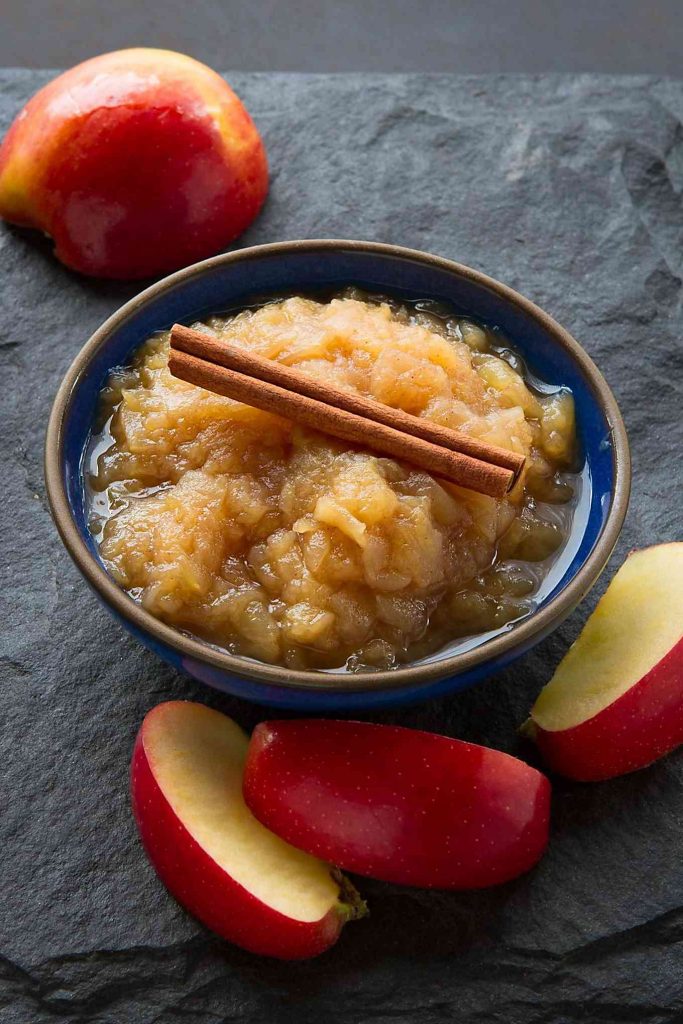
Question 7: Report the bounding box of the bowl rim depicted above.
[44,238,631,693]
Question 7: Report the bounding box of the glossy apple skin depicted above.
[0,48,268,278]
[130,727,346,960]
[244,720,551,889]
[531,636,683,781]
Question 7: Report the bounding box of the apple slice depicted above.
[526,543,683,781]
[130,702,365,959]
[243,720,550,889]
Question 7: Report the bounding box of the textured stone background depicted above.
[2,71,683,1023]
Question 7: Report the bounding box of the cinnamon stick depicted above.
[171,323,525,479]
[168,329,523,499]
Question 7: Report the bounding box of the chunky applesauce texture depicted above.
[88,291,578,671]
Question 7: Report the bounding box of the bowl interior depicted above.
[58,243,622,683]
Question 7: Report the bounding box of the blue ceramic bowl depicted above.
[45,240,630,710]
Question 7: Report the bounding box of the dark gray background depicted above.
[2,66,683,1022]
[1,0,683,74]
[3,1,683,1020]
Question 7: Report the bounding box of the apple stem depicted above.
[519,717,538,741]
[332,869,368,921]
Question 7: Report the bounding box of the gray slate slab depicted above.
[1,70,683,1023]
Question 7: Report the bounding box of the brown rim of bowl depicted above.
[44,239,631,693]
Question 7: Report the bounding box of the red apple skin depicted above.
[0,49,268,278]
[131,727,347,960]
[243,720,551,889]
[531,636,683,782]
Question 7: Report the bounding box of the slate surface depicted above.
[2,70,683,1023]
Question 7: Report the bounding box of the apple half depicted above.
[525,543,683,781]
[131,702,365,959]
[243,719,551,889]
[0,49,268,278]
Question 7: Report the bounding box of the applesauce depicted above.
[87,291,579,671]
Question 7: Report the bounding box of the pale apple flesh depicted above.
[527,543,683,780]
[131,702,363,959]
[243,719,551,889]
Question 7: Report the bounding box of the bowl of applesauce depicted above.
[45,241,630,710]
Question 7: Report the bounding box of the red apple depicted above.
[131,702,364,959]
[526,543,683,781]
[243,720,550,889]
[0,48,268,278]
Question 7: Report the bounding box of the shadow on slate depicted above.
[1,69,683,1023]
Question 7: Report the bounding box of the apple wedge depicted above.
[243,720,550,889]
[526,543,683,781]
[130,702,364,959]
